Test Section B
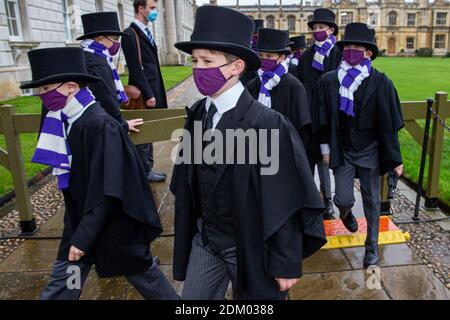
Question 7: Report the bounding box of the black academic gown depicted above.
[311,68,404,175]
[297,45,342,164]
[56,103,162,277]
[170,89,327,299]
[83,51,128,131]
[246,73,311,147]
[297,45,342,101]
[288,62,298,76]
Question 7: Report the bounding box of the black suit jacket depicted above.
[121,22,168,108]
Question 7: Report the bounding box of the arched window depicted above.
[288,15,296,32]
[266,15,275,29]
[307,15,313,23]
[388,11,397,26]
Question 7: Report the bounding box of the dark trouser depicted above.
[136,143,154,175]
[41,257,178,300]
[182,232,237,300]
[332,144,381,253]
[309,160,332,199]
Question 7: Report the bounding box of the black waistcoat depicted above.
[194,106,237,252]
[339,77,377,151]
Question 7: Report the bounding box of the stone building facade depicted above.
[219,0,450,57]
[0,0,195,99]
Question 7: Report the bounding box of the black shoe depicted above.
[147,170,166,183]
[340,211,358,233]
[363,250,380,268]
[323,198,335,220]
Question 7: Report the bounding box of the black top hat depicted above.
[336,22,379,60]
[289,36,307,50]
[256,28,291,55]
[77,12,127,40]
[175,6,260,71]
[253,19,264,33]
[307,8,338,35]
[20,47,100,89]
[282,30,295,47]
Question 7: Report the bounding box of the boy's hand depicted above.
[394,164,403,177]
[68,246,85,261]
[127,118,144,133]
[275,277,299,291]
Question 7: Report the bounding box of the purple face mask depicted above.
[313,30,329,42]
[108,41,121,56]
[193,63,233,97]
[260,58,278,72]
[343,48,365,66]
[39,83,68,112]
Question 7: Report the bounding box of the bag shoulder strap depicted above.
[130,27,142,66]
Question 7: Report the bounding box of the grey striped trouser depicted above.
[181,232,237,300]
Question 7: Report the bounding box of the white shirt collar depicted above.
[205,81,245,115]
[133,19,149,33]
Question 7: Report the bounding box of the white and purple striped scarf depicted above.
[80,39,128,104]
[257,60,289,108]
[32,88,96,189]
[290,51,302,66]
[312,35,336,71]
[338,58,372,118]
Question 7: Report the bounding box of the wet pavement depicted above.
[0,77,449,300]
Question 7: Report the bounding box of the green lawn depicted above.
[0,65,193,196]
[373,57,450,205]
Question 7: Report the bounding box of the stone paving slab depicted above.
[289,269,391,300]
[342,244,422,270]
[302,249,353,274]
[380,265,450,300]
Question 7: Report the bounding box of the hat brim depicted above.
[20,73,101,89]
[175,41,261,71]
[336,40,379,60]
[76,30,127,41]
[307,21,339,35]
[256,47,292,56]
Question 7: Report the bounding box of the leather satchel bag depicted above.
[121,28,147,110]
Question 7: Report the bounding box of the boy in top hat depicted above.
[246,28,311,146]
[298,8,342,220]
[23,47,178,300]
[171,6,326,300]
[288,35,307,76]
[78,12,143,133]
[311,23,404,267]
[240,18,264,85]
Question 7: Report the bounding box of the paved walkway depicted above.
[0,77,449,300]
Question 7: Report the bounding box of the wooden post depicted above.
[0,105,37,234]
[425,92,447,209]
[380,174,390,215]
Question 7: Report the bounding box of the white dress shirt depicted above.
[133,19,154,43]
[204,81,245,130]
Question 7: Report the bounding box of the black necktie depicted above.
[204,103,217,131]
